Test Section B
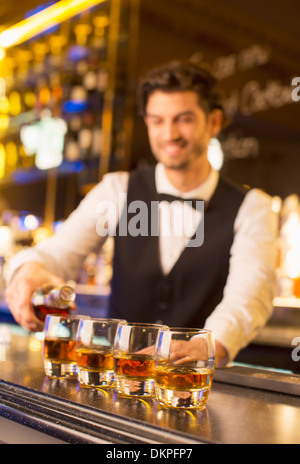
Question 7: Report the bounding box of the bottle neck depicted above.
[32,285,76,309]
[46,286,75,308]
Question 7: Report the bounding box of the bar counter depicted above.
[1,324,300,444]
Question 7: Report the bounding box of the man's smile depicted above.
[161,141,187,156]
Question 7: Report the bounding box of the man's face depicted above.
[144,90,220,171]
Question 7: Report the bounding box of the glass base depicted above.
[156,385,211,409]
[116,376,155,397]
[78,368,115,388]
[44,359,77,378]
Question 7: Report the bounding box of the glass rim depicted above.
[117,321,169,329]
[44,314,89,322]
[79,317,127,324]
[165,328,213,334]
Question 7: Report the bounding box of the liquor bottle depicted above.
[32,283,76,322]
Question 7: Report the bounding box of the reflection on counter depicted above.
[35,371,213,443]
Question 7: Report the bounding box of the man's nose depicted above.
[161,122,180,140]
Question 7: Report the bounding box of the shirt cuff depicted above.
[204,316,258,362]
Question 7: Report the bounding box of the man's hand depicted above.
[170,338,229,368]
[215,341,230,368]
[5,262,65,332]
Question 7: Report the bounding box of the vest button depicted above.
[158,302,169,312]
[157,281,172,301]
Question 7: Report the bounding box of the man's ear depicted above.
[208,109,224,137]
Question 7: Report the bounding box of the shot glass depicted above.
[43,314,83,378]
[114,322,168,397]
[155,328,215,409]
[76,318,126,388]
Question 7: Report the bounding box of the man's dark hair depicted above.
[137,61,224,117]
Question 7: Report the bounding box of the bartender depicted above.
[6,61,278,367]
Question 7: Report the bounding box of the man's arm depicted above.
[204,188,279,363]
[6,172,129,331]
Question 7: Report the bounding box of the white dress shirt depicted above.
[8,163,278,361]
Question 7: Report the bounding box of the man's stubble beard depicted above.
[159,143,207,172]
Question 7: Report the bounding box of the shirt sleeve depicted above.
[7,172,129,283]
[204,188,279,362]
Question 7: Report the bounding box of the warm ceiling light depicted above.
[0,0,106,49]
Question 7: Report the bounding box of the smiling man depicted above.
[144,89,221,188]
[6,61,278,367]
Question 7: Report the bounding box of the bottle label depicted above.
[32,295,46,307]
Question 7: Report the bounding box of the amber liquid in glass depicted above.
[156,365,213,389]
[114,353,156,397]
[44,338,77,362]
[155,365,214,409]
[77,349,114,371]
[43,338,77,378]
[77,348,115,388]
[114,354,155,379]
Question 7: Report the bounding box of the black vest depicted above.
[109,166,247,328]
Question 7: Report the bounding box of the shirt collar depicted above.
[155,162,219,201]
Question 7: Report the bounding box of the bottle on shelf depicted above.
[32,283,76,322]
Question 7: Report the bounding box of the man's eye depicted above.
[179,117,193,123]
